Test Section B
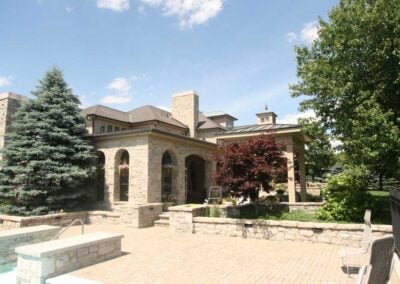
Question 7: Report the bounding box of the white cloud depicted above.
[140,0,224,28]
[300,21,319,44]
[107,77,132,93]
[101,77,133,104]
[278,110,316,125]
[0,76,11,87]
[97,0,130,12]
[65,5,74,13]
[286,32,297,44]
[287,21,320,45]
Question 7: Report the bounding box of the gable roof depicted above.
[203,111,238,121]
[81,105,131,122]
[128,105,187,128]
[81,104,188,129]
[197,112,227,130]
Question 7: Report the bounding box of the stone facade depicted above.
[0,92,26,159]
[0,225,61,272]
[171,91,199,138]
[16,232,123,284]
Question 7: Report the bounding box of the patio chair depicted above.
[339,210,372,274]
[356,236,395,284]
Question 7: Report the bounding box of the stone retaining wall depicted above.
[280,202,325,213]
[16,232,123,284]
[119,203,163,228]
[0,225,61,272]
[0,211,120,230]
[192,217,392,246]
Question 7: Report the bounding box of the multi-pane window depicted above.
[115,126,120,132]
[100,125,106,133]
[107,125,113,132]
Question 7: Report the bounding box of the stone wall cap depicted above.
[0,225,60,240]
[172,90,198,98]
[280,202,325,206]
[192,217,392,233]
[169,204,207,212]
[16,232,124,258]
[0,92,27,101]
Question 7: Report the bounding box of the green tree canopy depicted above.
[298,118,335,181]
[0,68,94,215]
[291,0,400,186]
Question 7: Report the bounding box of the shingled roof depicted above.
[81,104,188,129]
[81,105,130,122]
[128,105,187,128]
[197,113,226,130]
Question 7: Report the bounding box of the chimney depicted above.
[172,90,199,138]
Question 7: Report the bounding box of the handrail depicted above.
[51,218,85,240]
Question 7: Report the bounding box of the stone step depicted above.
[154,219,170,227]
[159,212,170,220]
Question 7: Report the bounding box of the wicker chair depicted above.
[356,236,395,284]
[339,210,372,274]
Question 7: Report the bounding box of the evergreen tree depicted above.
[0,68,94,215]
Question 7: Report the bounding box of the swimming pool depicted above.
[0,267,16,283]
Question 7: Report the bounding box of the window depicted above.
[100,125,106,133]
[122,128,126,131]
[115,126,120,132]
[107,125,113,132]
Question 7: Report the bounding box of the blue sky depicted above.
[0,0,338,125]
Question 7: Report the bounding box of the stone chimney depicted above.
[256,109,277,125]
[0,92,27,153]
[172,90,199,138]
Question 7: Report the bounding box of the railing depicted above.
[51,218,85,240]
[390,189,400,256]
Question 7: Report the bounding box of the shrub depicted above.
[317,167,374,222]
[210,204,221,218]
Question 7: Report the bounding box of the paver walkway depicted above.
[63,224,356,284]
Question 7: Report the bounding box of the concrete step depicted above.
[159,212,170,220]
[154,219,170,227]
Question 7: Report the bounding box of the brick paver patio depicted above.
[61,224,359,284]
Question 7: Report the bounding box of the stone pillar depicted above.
[286,139,296,203]
[176,155,186,204]
[104,149,116,208]
[298,145,307,202]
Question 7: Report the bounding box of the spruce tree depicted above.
[0,67,94,215]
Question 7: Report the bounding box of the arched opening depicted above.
[115,149,130,202]
[95,151,105,201]
[161,151,176,202]
[185,155,206,204]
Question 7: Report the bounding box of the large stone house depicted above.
[0,90,310,212]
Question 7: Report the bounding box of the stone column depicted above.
[176,155,186,204]
[104,149,116,209]
[286,139,296,203]
[298,145,307,202]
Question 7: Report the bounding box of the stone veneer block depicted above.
[15,232,123,284]
[0,225,61,272]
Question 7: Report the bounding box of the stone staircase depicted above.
[154,212,170,228]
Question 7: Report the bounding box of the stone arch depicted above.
[115,149,130,202]
[185,154,206,203]
[161,150,178,202]
[95,151,106,201]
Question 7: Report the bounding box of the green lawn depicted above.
[368,190,391,224]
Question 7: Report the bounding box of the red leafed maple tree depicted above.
[214,134,287,201]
